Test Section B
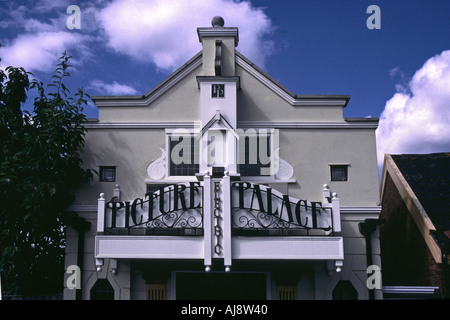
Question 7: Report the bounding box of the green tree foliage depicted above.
[0,53,93,295]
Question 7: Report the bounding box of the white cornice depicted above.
[238,121,379,129]
[84,121,200,129]
[235,54,350,108]
[91,53,202,108]
[197,27,239,46]
[84,120,378,130]
[196,75,240,89]
[340,206,382,214]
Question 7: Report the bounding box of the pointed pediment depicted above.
[196,110,238,140]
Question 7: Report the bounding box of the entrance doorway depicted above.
[175,272,267,300]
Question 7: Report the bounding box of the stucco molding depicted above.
[236,53,350,108]
[238,121,379,129]
[91,53,202,108]
[197,27,239,46]
[84,120,379,130]
[340,206,382,214]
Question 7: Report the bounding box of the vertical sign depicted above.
[213,181,223,255]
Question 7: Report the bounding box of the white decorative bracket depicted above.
[275,158,294,180]
[327,260,344,275]
[335,260,343,273]
[110,259,118,275]
[96,258,104,272]
[147,148,167,180]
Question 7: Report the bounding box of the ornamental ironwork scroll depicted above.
[104,182,203,235]
[231,182,333,236]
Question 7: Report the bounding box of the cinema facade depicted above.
[63,17,382,300]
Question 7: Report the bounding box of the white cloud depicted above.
[1,1,274,75]
[89,79,139,96]
[0,31,87,73]
[96,0,274,71]
[0,1,100,73]
[376,50,450,168]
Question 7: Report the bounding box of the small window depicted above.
[100,166,116,182]
[211,84,225,98]
[330,165,348,182]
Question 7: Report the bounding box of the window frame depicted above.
[166,129,199,178]
[99,166,116,182]
[211,83,225,98]
[330,164,349,182]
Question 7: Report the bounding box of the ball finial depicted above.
[211,16,225,27]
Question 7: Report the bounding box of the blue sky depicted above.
[1,0,450,168]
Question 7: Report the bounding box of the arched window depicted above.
[90,279,114,300]
[332,280,357,300]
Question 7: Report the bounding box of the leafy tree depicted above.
[0,53,93,296]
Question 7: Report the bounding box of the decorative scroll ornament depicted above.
[145,209,203,229]
[147,148,167,180]
[231,182,333,235]
[233,210,291,229]
[105,182,203,232]
[275,158,294,180]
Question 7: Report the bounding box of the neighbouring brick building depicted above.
[380,153,450,299]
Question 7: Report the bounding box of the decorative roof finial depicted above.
[211,16,225,27]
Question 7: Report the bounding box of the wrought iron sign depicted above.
[231,182,333,235]
[101,180,334,237]
[105,182,203,235]
[213,181,223,255]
